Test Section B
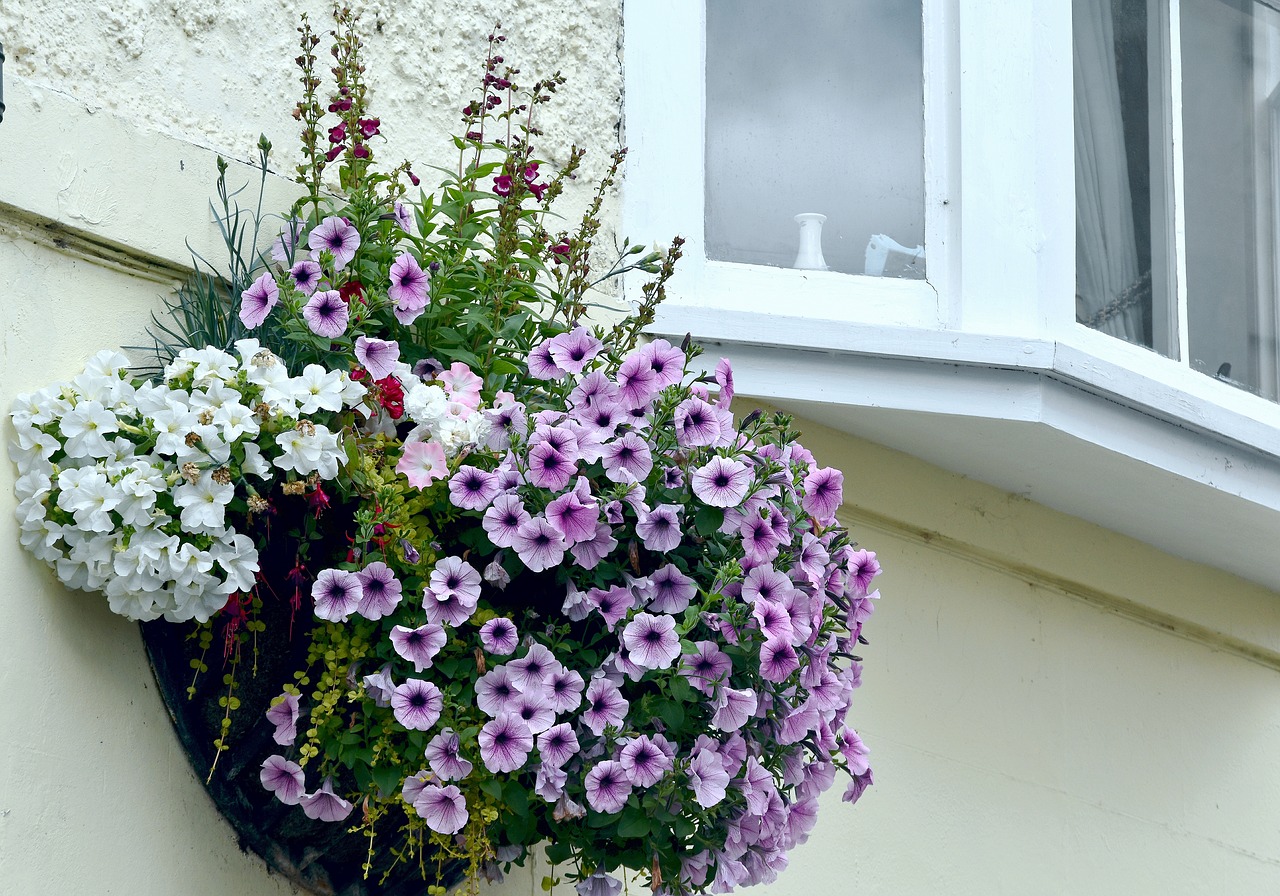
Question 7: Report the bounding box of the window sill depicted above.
[651,303,1280,592]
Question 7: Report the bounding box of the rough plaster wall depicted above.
[2,0,625,251]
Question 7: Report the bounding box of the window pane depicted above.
[704,1,925,277]
[1074,0,1162,351]
[1182,0,1280,398]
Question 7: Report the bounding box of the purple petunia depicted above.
[537,722,581,768]
[544,666,585,713]
[300,776,354,822]
[289,259,323,295]
[622,612,681,670]
[354,336,400,381]
[507,643,558,692]
[635,504,682,553]
[312,568,363,622]
[239,272,280,328]
[600,432,653,484]
[308,215,361,270]
[673,396,722,448]
[266,693,301,746]
[260,754,305,805]
[759,639,801,683]
[687,751,730,808]
[581,677,629,735]
[483,494,531,549]
[648,564,696,613]
[475,665,523,717]
[527,340,566,380]
[547,326,603,375]
[478,714,534,773]
[569,522,619,570]
[449,466,502,511]
[615,351,661,409]
[691,456,752,508]
[388,252,429,323]
[389,623,447,672]
[640,338,686,390]
[584,760,632,814]
[542,495,595,550]
[512,517,567,572]
[587,585,632,630]
[681,640,732,694]
[618,735,673,787]
[391,678,443,731]
[356,561,403,620]
[479,617,519,655]
[415,784,468,834]
[425,728,474,781]
[302,290,350,338]
[711,686,758,732]
[427,556,482,605]
[802,466,844,521]
[526,440,576,491]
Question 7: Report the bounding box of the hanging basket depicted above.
[140,498,464,896]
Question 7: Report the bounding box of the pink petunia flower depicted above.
[397,440,448,489]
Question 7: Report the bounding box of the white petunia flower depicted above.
[174,471,234,533]
[295,364,347,414]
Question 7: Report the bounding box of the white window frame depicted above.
[623,0,1280,454]
[622,0,959,331]
[623,0,1280,592]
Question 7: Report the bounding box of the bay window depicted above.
[1077,0,1280,399]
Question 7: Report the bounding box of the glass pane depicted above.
[1074,0,1164,351]
[704,1,925,277]
[1182,0,1280,399]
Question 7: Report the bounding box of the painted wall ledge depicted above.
[653,304,1280,597]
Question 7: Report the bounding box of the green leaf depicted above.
[545,842,571,865]
[695,505,724,536]
[655,698,685,730]
[616,808,651,839]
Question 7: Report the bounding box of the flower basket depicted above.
[9,10,880,896]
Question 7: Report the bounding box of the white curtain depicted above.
[1074,0,1146,342]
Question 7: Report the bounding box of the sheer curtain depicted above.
[1074,0,1147,342]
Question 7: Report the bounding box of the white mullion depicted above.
[1167,0,1192,366]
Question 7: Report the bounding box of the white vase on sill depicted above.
[793,213,829,271]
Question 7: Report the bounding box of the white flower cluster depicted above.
[10,343,366,623]
[401,375,491,456]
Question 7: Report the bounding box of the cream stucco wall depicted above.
[5,3,1280,895]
